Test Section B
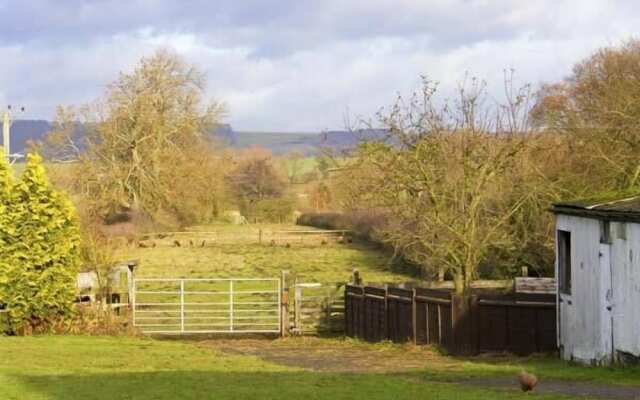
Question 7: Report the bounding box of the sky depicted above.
[0,0,638,132]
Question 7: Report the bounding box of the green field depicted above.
[234,131,317,153]
[118,224,407,284]
[4,335,635,400]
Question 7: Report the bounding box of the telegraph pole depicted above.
[2,110,9,157]
[2,105,26,160]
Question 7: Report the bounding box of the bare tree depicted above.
[345,75,536,294]
[45,50,227,225]
[285,151,304,184]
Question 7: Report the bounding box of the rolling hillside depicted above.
[5,120,387,155]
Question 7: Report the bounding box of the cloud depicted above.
[0,0,639,130]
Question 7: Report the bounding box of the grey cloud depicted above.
[0,0,598,56]
[0,1,639,131]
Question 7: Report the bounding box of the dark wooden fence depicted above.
[345,284,556,355]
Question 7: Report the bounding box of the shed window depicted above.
[557,230,572,295]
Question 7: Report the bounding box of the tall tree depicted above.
[533,39,640,191]
[55,49,226,223]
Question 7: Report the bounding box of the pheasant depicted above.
[518,371,538,392]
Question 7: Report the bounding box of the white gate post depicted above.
[294,285,302,335]
[132,279,137,327]
[280,271,289,337]
[180,280,185,333]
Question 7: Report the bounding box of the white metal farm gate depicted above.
[132,278,281,334]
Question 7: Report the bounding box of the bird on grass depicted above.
[518,371,538,392]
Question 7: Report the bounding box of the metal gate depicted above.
[132,278,281,334]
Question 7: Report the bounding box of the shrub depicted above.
[0,153,81,334]
[46,305,138,336]
[297,211,387,242]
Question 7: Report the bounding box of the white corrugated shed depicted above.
[553,196,640,365]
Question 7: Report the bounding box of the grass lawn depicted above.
[117,224,409,284]
[0,335,603,400]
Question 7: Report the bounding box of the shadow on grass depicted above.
[7,370,539,400]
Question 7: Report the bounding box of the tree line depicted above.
[322,40,640,294]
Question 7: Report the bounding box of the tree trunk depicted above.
[453,274,465,295]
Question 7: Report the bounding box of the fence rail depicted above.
[137,229,351,247]
[345,284,557,355]
[133,278,281,334]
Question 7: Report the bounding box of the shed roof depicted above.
[552,192,640,222]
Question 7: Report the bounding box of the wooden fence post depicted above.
[384,284,389,341]
[344,284,349,337]
[352,269,362,286]
[412,288,417,345]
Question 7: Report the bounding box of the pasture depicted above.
[117,224,407,284]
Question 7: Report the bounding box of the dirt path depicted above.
[202,337,458,373]
[202,338,640,399]
[445,377,640,399]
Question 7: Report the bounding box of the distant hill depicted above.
[233,129,388,155]
[4,120,386,156]
[6,120,52,154]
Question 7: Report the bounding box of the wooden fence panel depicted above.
[536,307,557,352]
[477,304,509,352]
[414,299,428,344]
[363,287,386,342]
[439,304,454,348]
[343,284,556,356]
[506,306,538,355]
[414,288,452,347]
[426,303,441,344]
[387,288,413,343]
[345,285,364,338]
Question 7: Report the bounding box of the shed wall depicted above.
[611,222,640,359]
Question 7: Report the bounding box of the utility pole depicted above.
[2,105,25,160]
[2,110,9,157]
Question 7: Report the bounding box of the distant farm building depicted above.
[552,195,640,365]
[76,260,137,305]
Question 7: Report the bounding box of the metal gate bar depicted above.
[133,278,281,334]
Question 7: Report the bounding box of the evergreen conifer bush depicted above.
[0,151,80,334]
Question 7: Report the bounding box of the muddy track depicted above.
[203,338,640,399]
